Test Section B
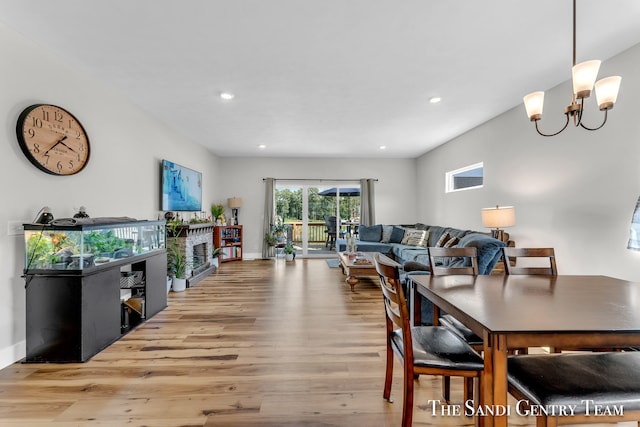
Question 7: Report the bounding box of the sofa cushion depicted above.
[389,226,405,243]
[401,229,429,247]
[403,261,430,272]
[336,239,393,254]
[392,244,426,262]
[359,224,382,242]
[456,232,506,274]
[381,225,394,243]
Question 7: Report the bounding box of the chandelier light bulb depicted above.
[523,91,544,121]
[572,60,601,99]
[595,76,622,110]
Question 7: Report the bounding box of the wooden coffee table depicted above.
[338,252,398,291]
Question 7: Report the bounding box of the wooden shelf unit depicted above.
[214,225,243,262]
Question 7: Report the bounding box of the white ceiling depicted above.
[1,0,640,158]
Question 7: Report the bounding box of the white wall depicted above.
[217,157,418,258]
[0,22,419,367]
[0,23,220,368]
[417,42,640,281]
[7,13,638,369]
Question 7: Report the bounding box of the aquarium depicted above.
[24,219,165,271]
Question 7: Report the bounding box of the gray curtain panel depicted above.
[359,178,376,226]
[262,178,275,258]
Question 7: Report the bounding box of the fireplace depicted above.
[167,223,216,287]
[192,242,208,275]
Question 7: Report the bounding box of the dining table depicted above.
[409,274,640,427]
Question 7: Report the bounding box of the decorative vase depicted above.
[172,277,187,292]
[166,276,172,294]
[285,253,294,261]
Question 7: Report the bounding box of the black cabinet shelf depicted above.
[24,250,167,363]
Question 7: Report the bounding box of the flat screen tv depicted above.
[161,159,202,211]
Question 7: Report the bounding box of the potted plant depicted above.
[211,203,225,225]
[211,247,221,269]
[168,245,188,292]
[284,241,295,261]
[166,220,188,292]
[265,233,277,247]
[264,233,277,258]
[272,222,287,243]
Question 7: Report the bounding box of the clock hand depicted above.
[58,140,76,153]
[43,135,68,156]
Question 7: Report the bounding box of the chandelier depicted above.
[523,0,621,137]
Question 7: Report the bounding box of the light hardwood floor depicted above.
[0,259,628,426]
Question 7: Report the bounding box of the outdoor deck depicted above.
[282,221,355,257]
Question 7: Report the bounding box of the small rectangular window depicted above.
[446,162,483,193]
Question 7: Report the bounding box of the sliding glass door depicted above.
[275,181,360,257]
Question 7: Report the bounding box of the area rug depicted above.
[325,259,340,268]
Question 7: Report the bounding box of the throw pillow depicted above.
[402,229,429,247]
[381,225,394,243]
[389,226,405,243]
[359,224,382,242]
[443,236,459,248]
[435,232,451,247]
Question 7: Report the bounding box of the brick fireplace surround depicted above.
[167,223,216,287]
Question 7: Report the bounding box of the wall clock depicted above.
[16,104,90,176]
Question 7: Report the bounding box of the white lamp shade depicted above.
[523,91,544,120]
[228,197,243,208]
[482,206,516,229]
[595,76,621,110]
[572,60,601,98]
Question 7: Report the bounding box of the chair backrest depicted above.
[374,254,413,353]
[503,247,557,276]
[428,246,478,276]
[326,216,338,234]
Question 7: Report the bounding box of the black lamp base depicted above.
[491,229,506,242]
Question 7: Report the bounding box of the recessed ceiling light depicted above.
[220,92,235,100]
[258,144,266,149]
[429,96,441,104]
[379,145,387,150]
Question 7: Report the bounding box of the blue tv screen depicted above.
[161,160,202,211]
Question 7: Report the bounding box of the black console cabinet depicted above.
[25,250,167,363]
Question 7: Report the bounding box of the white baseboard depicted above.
[243,252,262,260]
[0,340,25,369]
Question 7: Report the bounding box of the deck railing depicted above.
[285,221,326,243]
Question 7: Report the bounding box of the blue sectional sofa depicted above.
[336,223,506,275]
[337,223,507,325]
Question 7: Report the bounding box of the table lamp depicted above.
[228,197,243,225]
[481,205,515,242]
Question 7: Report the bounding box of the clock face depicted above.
[16,104,90,176]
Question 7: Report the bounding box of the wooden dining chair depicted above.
[508,351,640,427]
[428,247,482,352]
[374,254,483,427]
[427,246,479,277]
[427,246,482,402]
[503,247,557,276]
[503,247,557,353]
